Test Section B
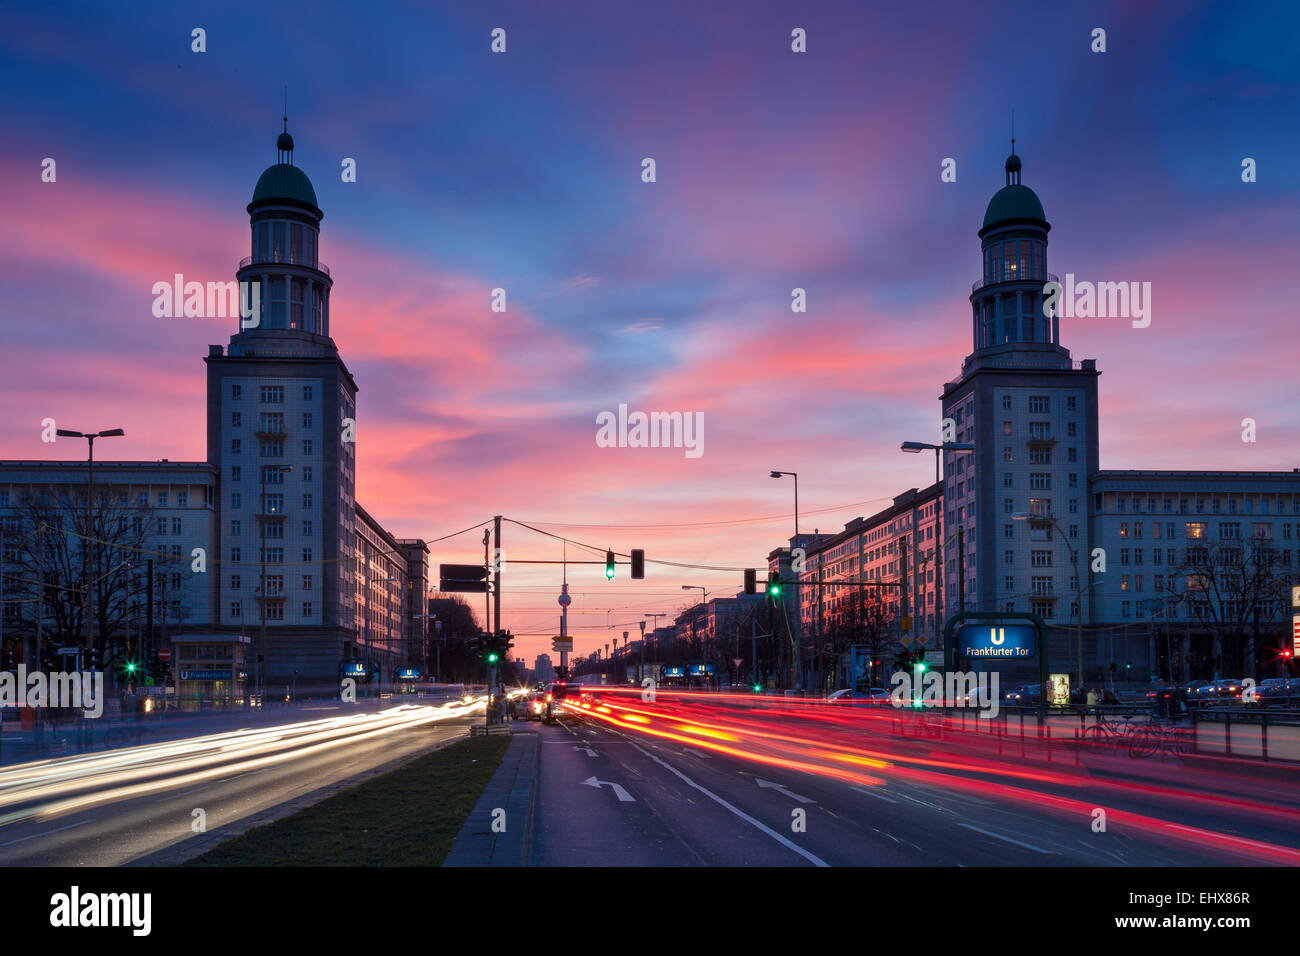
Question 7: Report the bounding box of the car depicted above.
[825,688,890,706]
[542,681,585,724]
[1211,679,1245,699]
[524,692,546,721]
[1256,678,1300,708]
[1186,682,1218,707]
[1004,684,1041,705]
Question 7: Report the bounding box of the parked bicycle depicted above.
[1127,717,1192,760]
[1081,712,1143,754]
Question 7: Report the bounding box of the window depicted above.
[302,548,312,562]
[261,385,284,403]
[303,520,312,536]
[231,547,241,562]
[172,517,182,534]
[1068,474,1078,488]
[1120,548,1130,565]
[1121,601,1130,618]
[1221,522,1239,539]
[302,602,313,617]
[303,439,313,455]
[232,384,242,400]
[1005,524,1014,539]
[1005,576,1015,590]
[1186,522,1207,539]
[1069,499,1078,514]
[260,440,284,457]
[303,385,313,401]
[1153,548,1162,565]
[1029,447,1051,464]
[1028,421,1051,440]
[1067,447,1077,463]
[231,438,241,454]
[303,467,313,482]
[1031,599,1055,620]
[1166,522,1176,539]
[1133,522,1143,539]
[1030,473,1051,490]
[231,601,242,617]
[303,493,313,509]
[303,412,313,428]
[1134,548,1144,565]
[157,518,167,535]
[1031,550,1052,567]
[1252,523,1272,539]
[1003,447,1013,462]
[1003,421,1012,435]
[266,604,283,621]
[231,575,240,590]
[1002,395,1012,410]
[1004,473,1014,488]
[1004,499,1013,514]
[1029,498,1051,516]
[1005,550,1014,565]
[231,466,241,482]
[177,490,188,507]
[231,493,241,509]
[259,412,285,433]
[262,548,284,564]
[302,574,312,590]
[1069,524,1078,538]
[1066,396,1076,411]
[1029,396,1050,413]
[1121,575,1129,592]
[1119,522,1129,539]
[232,412,241,428]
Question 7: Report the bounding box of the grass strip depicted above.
[185,734,511,866]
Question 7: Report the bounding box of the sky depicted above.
[1,0,1298,665]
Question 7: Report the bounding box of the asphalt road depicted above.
[529,708,1300,866]
[0,704,479,866]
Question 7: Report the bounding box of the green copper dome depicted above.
[249,162,321,217]
[982,183,1046,229]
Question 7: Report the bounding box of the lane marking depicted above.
[574,746,597,757]
[958,823,1053,854]
[850,786,899,804]
[0,818,94,848]
[581,776,634,802]
[755,778,816,804]
[628,742,829,868]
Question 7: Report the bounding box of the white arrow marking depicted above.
[574,745,596,757]
[755,778,816,804]
[581,775,635,802]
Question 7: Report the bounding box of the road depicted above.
[529,691,1300,866]
[0,699,482,866]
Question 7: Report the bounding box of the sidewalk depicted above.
[443,727,538,867]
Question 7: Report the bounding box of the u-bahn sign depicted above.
[957,624,1037,659]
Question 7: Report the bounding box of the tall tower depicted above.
[205,125,359,688]
[941,148,1101,674]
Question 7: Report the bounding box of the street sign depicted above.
[900,635,912,647]
[917,635,928,646]
[1293,614,1300,656]
[396,667,421,680]
[733,657,744,670]
[552,640,573,653]
[157,648,171,663]
[341,662,368,678]
[957,623,1036,659]
[439,563,489,593]
[900,615,912,632]
[1292,584,1300,608]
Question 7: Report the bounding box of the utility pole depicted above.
[493,515,502,643]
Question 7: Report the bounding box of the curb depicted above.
[443,729,538,867]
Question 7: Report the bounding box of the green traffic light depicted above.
[753,684,762,693]
[125,661,137,674]
[487,653,499,663]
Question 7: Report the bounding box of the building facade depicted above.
[0,129,428,695]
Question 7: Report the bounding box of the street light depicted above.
[55,427,125,656]
[900,440,974,663]
[769,471,799,687]
[1013,511,1084,690]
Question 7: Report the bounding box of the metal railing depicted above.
[238,253,330,276]
[971,270,1057,293]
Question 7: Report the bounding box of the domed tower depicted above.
[938,147,1100,672]
[236,123,332,338]
[205,124,360,693]
[968,144,1064,360]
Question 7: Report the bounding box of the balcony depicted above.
[239,253,330,277]
[972,270,1057,294]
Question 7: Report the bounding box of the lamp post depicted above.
[769,471,799,687]
[901,441,974,664]
[258,464,292,706]
[55,428,124,656]
[1013,511,1084,689]
[682,585,708,665]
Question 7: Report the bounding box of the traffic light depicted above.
[605,550,616,580]
[630,549,645,579]
[766,571,781,599]
[87,647,102,670]
[744,569,756,595]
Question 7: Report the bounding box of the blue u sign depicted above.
[958,624,1036,659]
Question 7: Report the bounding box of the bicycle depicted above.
[1081,712,1142,754]
[1127,717,1191,760]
